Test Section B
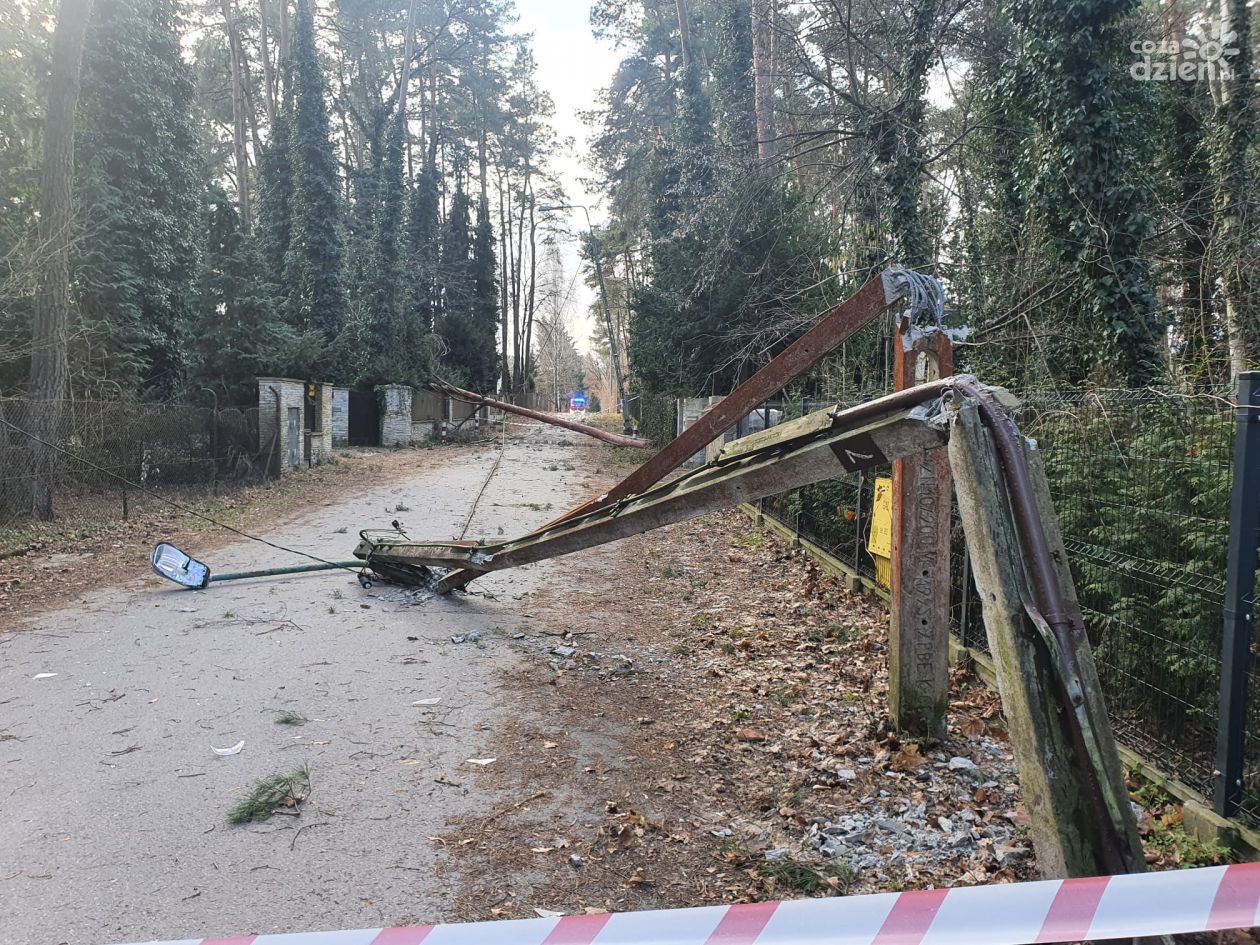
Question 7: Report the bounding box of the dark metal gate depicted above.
[348,390,380,446]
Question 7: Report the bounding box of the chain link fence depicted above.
[0,398,276,553]
[754,386,1258,824]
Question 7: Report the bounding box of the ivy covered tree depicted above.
[190,189,295,404]
[255,80,294,296]
[1006,0,1161,384]
[75,0,202,396]
[280,0,346,355]
[468,197,500,392]
[437,181,475,386]
[405,156,441,347]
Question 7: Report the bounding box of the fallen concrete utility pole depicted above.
[431,381,652,449]
[355,377,1144,879]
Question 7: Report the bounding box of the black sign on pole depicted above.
[1215,370,1260,817]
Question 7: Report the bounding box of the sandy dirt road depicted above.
[0,425,613,945]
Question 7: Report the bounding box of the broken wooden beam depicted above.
[948,398,1143,878]
[358,383,953,590]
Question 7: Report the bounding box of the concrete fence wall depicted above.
[258,378,527,470]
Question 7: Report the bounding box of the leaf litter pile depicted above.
[438,510,1041,921]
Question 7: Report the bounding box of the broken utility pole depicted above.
[948,393,1143,878]
[353,378,1142,879]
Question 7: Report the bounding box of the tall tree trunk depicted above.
[30,0,94,521]
[397,0,417,117]
[257,0,277,121]
[497,169,511,392]
[751,0,775,161]
[220,0,252,228]
[277,0,290,67]
[676,0,692,69]
[523,188,538,385]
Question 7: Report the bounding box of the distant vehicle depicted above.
[569,392,587,415]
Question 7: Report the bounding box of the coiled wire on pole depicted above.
[885,267,946,328]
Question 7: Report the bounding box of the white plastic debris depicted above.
[412,698,441,706]
[32,673,58,680]
[534,909,565,919]
[465,757,496,766]
[211,740,246,756]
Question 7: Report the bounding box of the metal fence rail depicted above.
[0,398,274,551]
[756,385,1258,825]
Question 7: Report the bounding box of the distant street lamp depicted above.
[537,202,633,435]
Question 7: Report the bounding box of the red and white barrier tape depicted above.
[113,862,1260,945]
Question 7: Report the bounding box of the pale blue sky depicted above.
[514,0,617,352]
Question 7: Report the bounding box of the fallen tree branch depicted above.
[431,382,652,450]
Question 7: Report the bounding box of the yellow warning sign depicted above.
[868,476,893,557]
[868,476,893,588]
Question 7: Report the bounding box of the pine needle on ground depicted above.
[229,765,311,824]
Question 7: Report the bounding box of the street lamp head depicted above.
[537,203,570,213]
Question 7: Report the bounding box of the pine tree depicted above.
[76,0,203,396]
[283,0,347,348]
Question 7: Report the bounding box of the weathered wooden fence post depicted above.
[949,400,1143,877]
[889,325,953,738]
[1215,370,1260,817]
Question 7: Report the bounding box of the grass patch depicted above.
[733,531,768,548]
[229,765,311,824]
[829,859,860,891]
[275,710,306,725]
[759,859,824,892]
